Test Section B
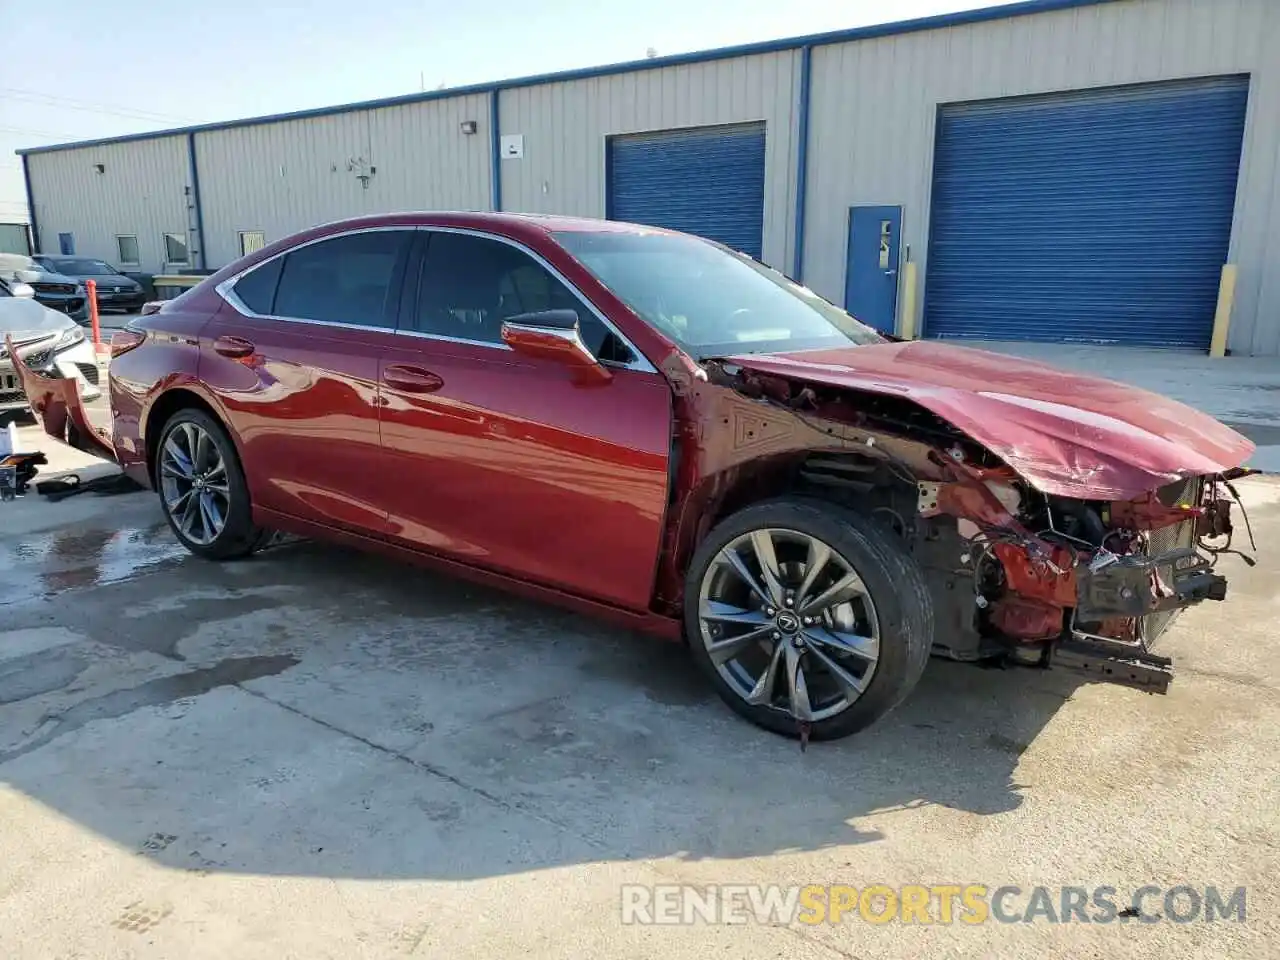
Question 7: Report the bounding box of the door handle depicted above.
[884,269,898,277]
[213,335,255,358]
[383,363,444,394]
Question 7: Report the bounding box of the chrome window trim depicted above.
[214,225,412,333]
[214,223,657,374]
[393,327,513,351]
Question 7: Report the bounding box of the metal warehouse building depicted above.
[17,0,1280,355]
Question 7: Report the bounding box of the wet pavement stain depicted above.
[0,654,299,764]
[94,593,288,661]
[0,646,90,704]
[0,522,188,605]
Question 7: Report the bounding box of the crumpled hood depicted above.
[729,340,1255,500]
[0,297,73,343]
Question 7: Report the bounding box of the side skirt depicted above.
[254,505,685,643]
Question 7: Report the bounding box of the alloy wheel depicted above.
[159,421,230,546]
[697,527,880,722]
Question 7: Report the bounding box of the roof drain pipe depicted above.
[791,44,813,283]
[490,88,503,212]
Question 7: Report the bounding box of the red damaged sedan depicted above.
[8,213,1256,740]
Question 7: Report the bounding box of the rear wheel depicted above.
[685,498,933,740]
[155,408,270,560]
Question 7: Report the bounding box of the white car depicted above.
[0,284,102,417]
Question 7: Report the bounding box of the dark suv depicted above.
[0,253,88,322]
[33,255,146,313]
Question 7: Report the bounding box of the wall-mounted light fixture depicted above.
[93,163,105,174]
[460,120,478,135]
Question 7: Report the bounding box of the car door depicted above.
[378,228,672,611]
[200,227,414,533]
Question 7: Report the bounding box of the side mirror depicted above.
[500,309,612,385]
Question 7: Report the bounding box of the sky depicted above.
[0,0,1021,226]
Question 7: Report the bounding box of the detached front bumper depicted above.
[1,338,102,412]
[2,333,116,461]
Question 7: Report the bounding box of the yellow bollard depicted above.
[899,261,919,339]
[1209,264,1237,358]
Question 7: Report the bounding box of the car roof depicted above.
[308,211,679,240]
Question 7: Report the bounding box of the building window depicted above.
[58,232,75,255]
[238,230,267,257]
[116,235,140,267]
[163,232,189,266]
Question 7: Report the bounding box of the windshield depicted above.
[553,230,882,359]
[51,259,116,276]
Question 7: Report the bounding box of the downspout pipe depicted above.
[187,132,208,271]
[791,44,813,281]
[490,89,503,212]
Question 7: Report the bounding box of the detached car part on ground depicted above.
[5,213,1257,742]
[0,296,102,417]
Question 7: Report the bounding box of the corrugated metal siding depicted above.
[498,51,800,273]
[924,76,1250,347]
[24,136,189,274]
[805,0,1280,355]
[195,94,490,268]
[607,123,766,258]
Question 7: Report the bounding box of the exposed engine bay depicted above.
[657,355,1257,694]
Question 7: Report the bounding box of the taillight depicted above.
[110,328,146,358]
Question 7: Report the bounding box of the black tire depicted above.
[155,408,269,561]
[684,497,934,741]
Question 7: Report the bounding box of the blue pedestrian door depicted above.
[844,205,902,334]
[58,232,75,255]
[607,123,766,260]
[923,76,1249,348]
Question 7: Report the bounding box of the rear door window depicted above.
[272,230,412,328]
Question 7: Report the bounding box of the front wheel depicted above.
[155,408,270,560]
[684,498,934,741]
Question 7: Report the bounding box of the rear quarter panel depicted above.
[109,295,222,483]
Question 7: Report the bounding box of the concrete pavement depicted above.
[1,422,1277,959]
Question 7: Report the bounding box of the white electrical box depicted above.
[500,135,524,159]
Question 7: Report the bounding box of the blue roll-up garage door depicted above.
[607,123,766,259]
[924,76,1249,347]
